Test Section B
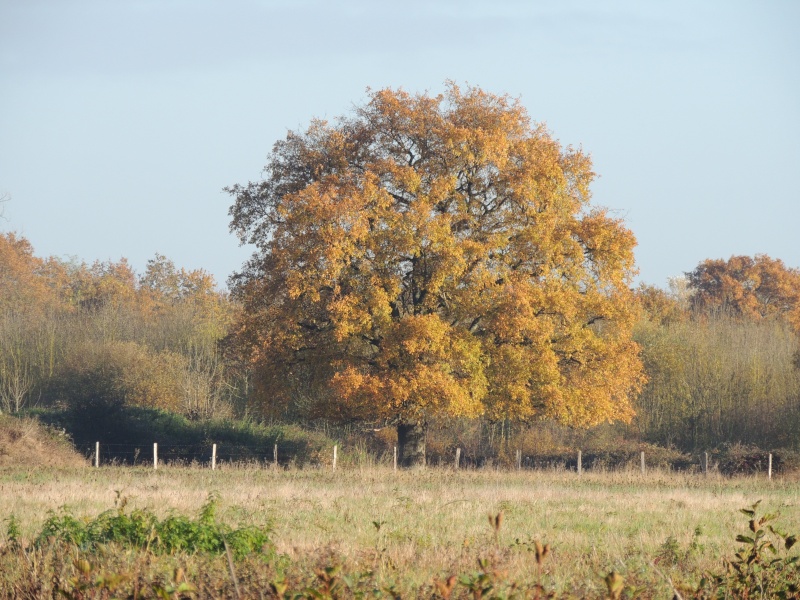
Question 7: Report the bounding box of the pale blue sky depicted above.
[1,1,798,288]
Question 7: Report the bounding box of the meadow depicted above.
[2,464,799,598]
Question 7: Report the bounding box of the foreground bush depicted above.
[692,501,800,598]
[32,493,272,560]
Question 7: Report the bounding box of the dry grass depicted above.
[2,464,799,596]
[0,415,86,468]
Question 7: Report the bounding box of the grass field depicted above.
[2,464,799,598]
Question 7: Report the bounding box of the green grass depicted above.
[1,465,799,597]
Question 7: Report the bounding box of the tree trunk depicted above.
[397,421,426,468]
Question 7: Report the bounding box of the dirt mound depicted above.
[0,415,87,467]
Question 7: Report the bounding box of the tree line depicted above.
[0,233,243,421]
[2,85,799,464]
[2,234,799,461]
[634,255,800,451]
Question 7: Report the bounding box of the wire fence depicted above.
[81,442,291,467]
[80,442,780,479]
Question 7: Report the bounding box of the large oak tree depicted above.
[227,84,644,465]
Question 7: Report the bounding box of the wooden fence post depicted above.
[577,450,582,476]
[333,445,337,472]
[768,453,773,480]
[702,452,708,475]
[455,447,461,470]
[516,449,522,470]
[274,444,278,468]
[212,443,217,471]
[393,446,397,471]
[154,443,158,470]
[95,442,99,468]
[640,451,645,475]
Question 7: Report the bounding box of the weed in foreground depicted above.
[35,492,273,560]
[690,500,800,598]
[655,526,704,570]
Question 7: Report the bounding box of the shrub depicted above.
[715,443,800,476]
[694,501,800,598]
[35,494,273,560]
[35,406,336,466]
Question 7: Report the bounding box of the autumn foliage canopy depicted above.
[226,85,645,440]
[687,254,800,333]
[0,233,233,418]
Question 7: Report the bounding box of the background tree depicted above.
[636,284,687,327]
[0,232,239,421]
[0,233,63,413]
[633,314,800,450]
[687,255,800,332]
[0,311,36,414]
[227,84,645,466]
[632,262,800,451]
